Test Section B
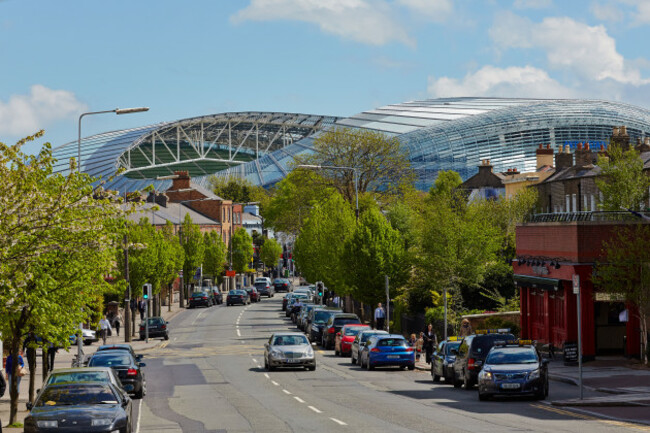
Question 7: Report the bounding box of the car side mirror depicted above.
[26,402,33,410]
[136,355,143,361]
[138,362,146,368]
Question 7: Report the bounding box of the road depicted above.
[134,296,649,433]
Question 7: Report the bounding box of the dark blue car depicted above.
[359,334,415,370]
[431,337,461,383]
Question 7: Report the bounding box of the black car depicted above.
[189,291,213,308]
[255,281,274,298]
[307,308,342,343]
[451,330,516,389]
[25,382,132,433]
[478,340,549,401]
[226,289,251,306]
[206,287,223,305]
[96,343,143,362]
[273,278,292,292]
[431,337,461,383]
[88,350,147,399]
[321,313,361,349]
[139,316,169,341]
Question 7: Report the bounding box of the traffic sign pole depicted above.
[573,274,583,400]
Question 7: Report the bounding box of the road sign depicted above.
[572,274,580,294]
[226,270,236,277]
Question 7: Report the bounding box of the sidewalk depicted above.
[0,303,183,430]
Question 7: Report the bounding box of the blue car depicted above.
[359,334,415,370]
[431,337,462,383]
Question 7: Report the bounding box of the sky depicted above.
[3,0,650,154]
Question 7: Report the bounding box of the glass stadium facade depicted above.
[52,98,650,192]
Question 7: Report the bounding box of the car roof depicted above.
[97,344,134,352]
[49,367,114,374]
[271,332,306,337]
[332,313,359,318]
[359,330,388,335]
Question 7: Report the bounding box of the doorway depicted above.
[594,301,626,356]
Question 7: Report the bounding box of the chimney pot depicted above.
[621,126,628,135]
[613,127,619,136]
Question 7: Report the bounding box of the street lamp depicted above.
[297,164,359,220]
[78,107,149,172]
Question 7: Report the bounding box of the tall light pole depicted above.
[78,107,149,172]
[297,164,359,220]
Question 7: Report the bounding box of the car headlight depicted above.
[92,418,113,426]
[270,349,282,358]
[305,347,314,357]
[480,370,493,380]
[528,369,540,380]
[37,420,58,428]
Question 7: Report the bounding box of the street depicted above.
[136,297,647,433]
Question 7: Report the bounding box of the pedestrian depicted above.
[422,324,437,364]
[415,333,424,361]
[138,298,147,320]
[47,342,58,372]
[0,366,5,432]
[99,315,113,345]
[5,349,25,396]
[459,318,472,337]
[113,312,122,337]
[374,303,386,330]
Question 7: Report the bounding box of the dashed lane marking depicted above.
[263,373,270,379]
[308,406,322,414]
[282,389,291,395]
[159,341,169,349]
[294,396,305,403]
[237,329,241,337]
[330,418,347,426]
[271,381,279,386]
[135,399,142,433]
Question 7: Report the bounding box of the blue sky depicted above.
[3,0,650,154]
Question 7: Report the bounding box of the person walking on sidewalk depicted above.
[422,324,437,364]
[374,303,386,330]
[138,298,147,320]
[99,315,112,345]
[47,342,58,372]
[5,350,25,396]
[113,311,122,337]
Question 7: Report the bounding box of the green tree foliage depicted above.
[231,227,254,273]
[209,175,270,209]
[203,230,226,280]
[293,192,356,293]
[0,132,125,423]
[181,214,205,288]
[117,219,158,295]
[597,144,650,211]
[593,224,650,364]
[260,237,282,270]
[342,207,409,305]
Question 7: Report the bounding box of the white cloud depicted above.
[397,0,453,21]
[427,65,574,98]
[490,12,650,85]
[626,0,650,25]
[0,85,87,136]
[513,0,553,9]
[231,0,415,47]
[590,3,625,22]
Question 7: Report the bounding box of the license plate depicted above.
[286,359,300,363]
[387,355,400,359]
[501,383,520,389]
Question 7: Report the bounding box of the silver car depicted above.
[264,332,316,371]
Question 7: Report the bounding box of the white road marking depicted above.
[135,399,142,432]
[282,389,291,395]
[330,418,347,426]
[271,380,279,386]
[253,358,259,364]
[308,406,322,414]
[294,396,305,403]
[264,373,270,379]
[236,329,241,337]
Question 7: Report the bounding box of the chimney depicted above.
[478,159,494,175]
[611,125,630,152]
[171,170,191,190]
[575,142,595,167]
[555,145,574,170]
[147,192,169,208]
[637,136,650,153]
[536,144,554,169]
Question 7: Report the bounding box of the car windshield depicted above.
[36,384,118,406]
[273,335,309,346]
[334,318,360,326]
[313,311,332,323]
[360,332,384,343]
[88,353,132,367]
[255,283,267,288]
[344,327,366,336]
[377,338,407,347]
[472,335,515,354]
[446,342,461,355]
[191,293,206,298]
[486,348,539,365]
[231,290,246,295]
[46,371,110,385]
[146,318,163,325]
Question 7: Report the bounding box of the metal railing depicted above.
[526,211,650,223]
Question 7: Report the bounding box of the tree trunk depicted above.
[8,338,20,425]
[41,347,48,382]
[27,348,36,404]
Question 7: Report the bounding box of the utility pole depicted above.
[385,275,390,333]
[179,227,185,308]
[123,233,132,342]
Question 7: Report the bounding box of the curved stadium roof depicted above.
[53,98,650,192]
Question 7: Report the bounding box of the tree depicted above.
[593,224,650,364]
[296,127,414,205]
[260,237,282,270]
[597,144,650,211]
[209,175,270,208]
[231,228,254,273]
[203,230,227,280]
[0,132,124,423]
[342,207,409,305]
[181,214,204,298]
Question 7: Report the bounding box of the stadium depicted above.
[52,98,650,192]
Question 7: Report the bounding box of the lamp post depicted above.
[297,164,359,220]
[78,107,149,172]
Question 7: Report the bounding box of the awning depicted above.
[514,274,560,291]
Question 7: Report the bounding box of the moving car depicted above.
[264,332,316,371]
[273,278,292,292]
[139,316,170,341]
[226,289,251,306]
[306,308,342,343]
[359,334,415,370]
[451,329,516,389]
[477,340,549,401]
[431,337,462,383]
[334,324,370,356]
[189,291,213,308]
[87,350,147,399]
[351,330,388,365]
[245,286,261,303]
[255,281,274,298]
[321,313,361,349]
[24,382,132,433]
[285,293,309,318]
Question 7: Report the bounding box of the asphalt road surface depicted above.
[134,297,649,433]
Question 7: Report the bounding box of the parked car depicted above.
[226,289,251,306]
[189,291,213,308]
[255,281,274,298]
[451,329,516,389]
[477,340,549,401]
[307,307,342,343]
[282,293,293,311]
[24,382,132,433]
[359,334,415,370]
[70,328,98,346]
[298,304,318,331]
[335,324,370,356]
[207,287,223,305]
[273,278,293,292]
[351,330,388,365]
[292,287,313,302]
[285,294,309,318]
[431,337,462,383]
[321,313,361,349]
[87,350,147,398]
[264,332,315,371]
[96,344,143,362]
[255,276,273,286]
[245,287,261,302]
[139,316,170,341]
[44,367,126,395]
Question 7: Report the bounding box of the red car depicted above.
[245,287,260,302]
[335,324,370,356]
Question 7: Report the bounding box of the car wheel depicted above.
[463,372,473,390]
[334,347,339,356]
[367,361,374,371]
[134,386,144,399]
[164,334,169,340]
[408,364,415,371]
[432,372,441,382]
[308,365,316,371]
[478,392,489,401]
[452,371,462,388]
[226,303,230,306]
[139,336,145,341]
[351,354,356,365]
